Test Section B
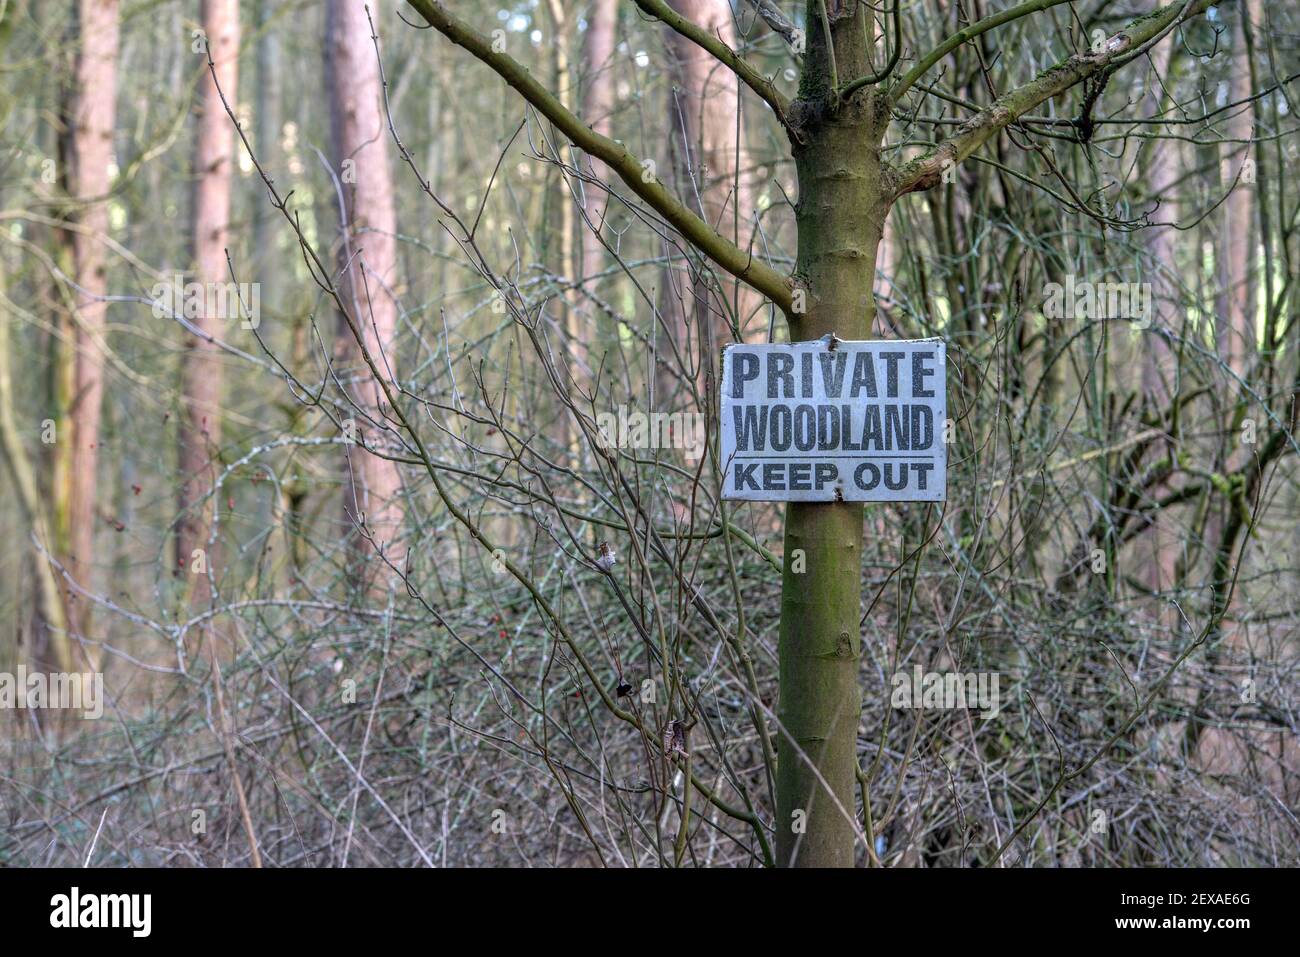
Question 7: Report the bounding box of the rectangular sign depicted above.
[720,338,946,502]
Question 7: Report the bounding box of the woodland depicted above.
[0,0,1296,868]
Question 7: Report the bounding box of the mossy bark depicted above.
[775,1,890,867]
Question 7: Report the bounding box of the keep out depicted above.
[853,461,935,491]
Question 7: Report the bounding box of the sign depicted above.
[720,337,946,502]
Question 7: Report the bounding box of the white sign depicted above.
[720,337,946,502]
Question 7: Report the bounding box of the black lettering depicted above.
[770,406,792,451]
[731,352,759,398]
[794,404,817,451]
[817,405,841,450]
[911,405,933,450]
[732,406,767,451]
[911,351,936,398]
[853,462,880,490]
[840,404,860,450]
[860,406,883,449]
[880,352,904,397]
[818,352,847,398]
[884,404,908,450]
[849,351,877,398]
[768,353,794,398]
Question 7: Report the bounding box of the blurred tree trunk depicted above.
[1193,0,1264,759]
[1216,0,1259,381]
[253,0,281,298]
[1140,43,1180,600]
[0,0,71,675]
[579,0,617,292]
[325,0,406,578]
[578,0,618,374]
[426,55,454,299]
[63,0,120,654]
[1141,45,1179,403]
[543,0,576,303]
[178,0,240,605]
[544,0,582,458]
[659,0,763,405]
[874,219,896,335]
[0,265,73,673]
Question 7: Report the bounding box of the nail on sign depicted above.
[720,337,947,502]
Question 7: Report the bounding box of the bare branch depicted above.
[631,0,791,124]
[891,0,1220,199]
[743,0,800,46]
[890,0,1078,104]
[403,0,793,314]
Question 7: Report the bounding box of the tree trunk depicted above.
[660,0,764,404]
[0,262,73,673]
[544,0,583,459]
[65,0,121,650]
[775,1,888,867]
[178,0,240,604]
[325,0,406,577]
[253,0,282,299]
[1216,0,1257,381]
[1141,42,1179,402]
[1139,42,1180,602]
[875,218,896,335]
[579,0,617,290]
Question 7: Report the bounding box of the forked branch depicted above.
[631,0,791,124]
[891,0,1219,198]
[403,0,794,315]
[743,0,800,47]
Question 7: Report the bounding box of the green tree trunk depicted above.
[775,1,889,868]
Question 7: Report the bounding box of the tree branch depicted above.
[891,0,1220,199]
[743,0,800,47]
[839,0,904,100]
[631,0,791,125]
[403,0,793,314]
[890,0,1078,104]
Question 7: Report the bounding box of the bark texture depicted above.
[178,0,240,601]
[775,0,890,867]
[1216,0,1258,380]
[66,0,121,647]
[661,0,765,401]
[326,0,406,575]
[579,0,618,289]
